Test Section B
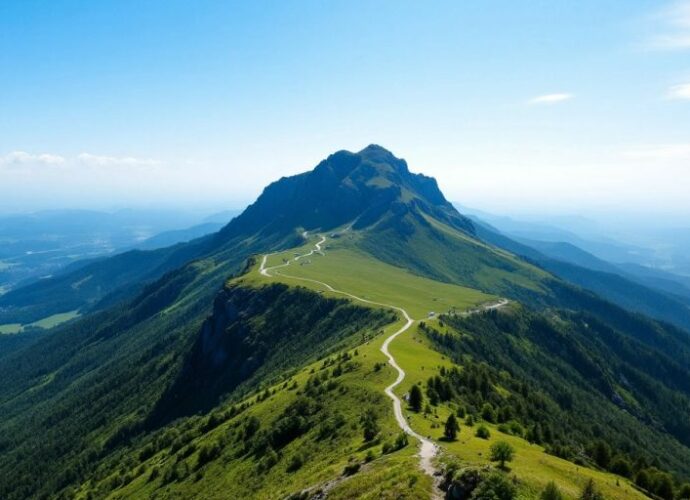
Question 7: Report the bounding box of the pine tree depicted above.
[444,414,460,441]
[409,384,423,412]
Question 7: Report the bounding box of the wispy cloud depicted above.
[667,82,690,99]
[0,151,66,166]
[76,153,161,167]
[528,93,574,105]
[0,151,161,169]
[646,1,690,50]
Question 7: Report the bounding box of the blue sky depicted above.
[1,1,689,216]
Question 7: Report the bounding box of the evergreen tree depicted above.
[409,384,423,412]
[444,414,460,441]
[591,440,611,469]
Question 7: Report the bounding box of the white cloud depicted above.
[0,151,65,166]
[668,82,690,99]
[646,1,690,50]
[76,153,161,167]
[623,144,690,161]
[528,93,574,105]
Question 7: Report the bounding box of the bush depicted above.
[472,472,516,500]
[678,483,690,500]
[286,453,304,472]
[394,432,409,450]
[609,456,632,478]
[475,425,491,439]
[343,462,360,476]
[540,481,564,500]
[481,403,496,423]
[361,409,379,442]
[490,441,515,469]
[579,479,604,500]
[196,441,222,469]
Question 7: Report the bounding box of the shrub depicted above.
[481,403,496,423]
[678,483,690,500]
[609,456,632,478]
[490,441,515,469]
[475,425,491,439]
[394,432,409,450]
[286,453,304,472]
[635,469,650,491]
[540,481,564,500]
[579,479,604,500]
[196,441,222,469]
[472,472,516,500]
[361,409,379,442]
[343,462,360,476]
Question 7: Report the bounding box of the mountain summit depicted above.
[219,145,474,241]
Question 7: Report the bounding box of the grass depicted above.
[73,234,651,499]
[76,314,433,500]
[0,260,14,271]
[242,235,647,499]
[30,310,80,329]
[243,235,494,319]
[0,310,80,334]
[0,323,23,334]
[388,323,646,499]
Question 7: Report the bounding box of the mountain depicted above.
[469,217,690,332]
[135,222,225,251]
[1,146,690,500]
[0,209,210,291]
[458,207,656,266]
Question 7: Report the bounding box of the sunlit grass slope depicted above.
[74,314,432,499]
[391,323,647,500]
[243,235,494,319]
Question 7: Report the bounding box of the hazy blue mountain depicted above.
[135,222,225,250]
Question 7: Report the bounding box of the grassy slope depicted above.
[0,310,80,334]
[75,317,432,499]
[245,235,494,319]
[240,234,641,499]
[393,323,645,499]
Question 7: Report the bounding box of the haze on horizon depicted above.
[1,1,689,220]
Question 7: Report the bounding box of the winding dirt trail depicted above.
[259,235,507,498]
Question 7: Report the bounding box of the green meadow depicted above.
[245,236,494,319]
[0,310,80,334]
